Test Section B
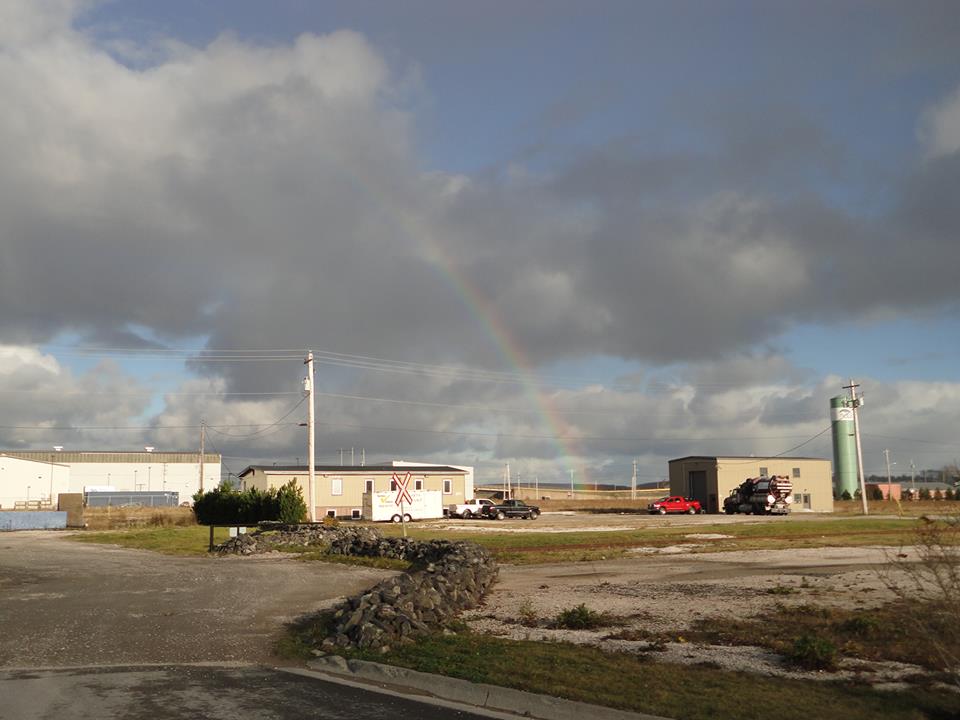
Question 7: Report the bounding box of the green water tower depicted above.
[831,396,858,497]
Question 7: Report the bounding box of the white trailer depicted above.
[363,489,443,522]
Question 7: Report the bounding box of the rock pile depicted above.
[214,523,498,651]
[324,538,497,652]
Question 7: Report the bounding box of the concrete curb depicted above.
[305,655,670,720]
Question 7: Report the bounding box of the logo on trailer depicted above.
[392,471,413,506]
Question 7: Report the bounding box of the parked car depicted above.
[647,496,703,515]
[448,498,495,518]
[482,499,541,520]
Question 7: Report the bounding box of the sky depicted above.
[1,0,959,487]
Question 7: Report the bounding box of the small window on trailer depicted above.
[364,478,374,494]
[443,478,452,494]
[351,508,361,519]
[331,477,343,496]
[792,467,801,478]
[326,509,336,518]
[414,478,423,490]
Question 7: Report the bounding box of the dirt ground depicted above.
[415,510,933,685]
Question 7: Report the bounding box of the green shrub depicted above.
[555,604,606,630]
[277,480,307,524]
[838,615,879,638]
[789,634,838,671]
[193,485,294,525]
[841,490,852,501]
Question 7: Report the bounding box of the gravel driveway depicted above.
[0,532,393,668]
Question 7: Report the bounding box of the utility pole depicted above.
[843,379,868,515]
[884,448,892,500]
[199,420,205,492]
[910,459,916,496]
[535,475,539,499]
[631,459,637,501]
[351,447,354,466]
[569,469,574,496]
[361,449,365,467]
[304,352,316,522]
[506,463,511,500]
[339,448,343,466]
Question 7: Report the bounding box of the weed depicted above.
[518,599,539,627]
[554,603,607,630]
[766,584,797,595]
[838,615,879,638]
[788,634,838,671]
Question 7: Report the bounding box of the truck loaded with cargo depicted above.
[723,476,793,515]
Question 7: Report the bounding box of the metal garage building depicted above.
[668,456,834,513]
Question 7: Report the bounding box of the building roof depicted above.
[669,455,829,463]
[1,451,220,464]
[239,464,467,477]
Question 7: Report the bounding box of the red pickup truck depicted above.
[648,496,703,515]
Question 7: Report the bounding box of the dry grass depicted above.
[532,495,661,512]
[82,506,196,530]
[832,499,960,516]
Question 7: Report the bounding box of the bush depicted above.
[277,480,307,524]
[869,486,884,501]
[789,634,838,670]
[840,489,852,501]
[193,485,298,525]
[555,604,607,630]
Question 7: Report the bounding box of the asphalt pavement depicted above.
[0,664,491,720]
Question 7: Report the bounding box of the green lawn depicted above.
[70,517,922,564]
[71,524,228,555]
[337,632,958,720]
[380,517,921,563]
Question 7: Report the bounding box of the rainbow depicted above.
[413,215,592,489]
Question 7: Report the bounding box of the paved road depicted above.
[0,532,394,667]
[0,665,489,720]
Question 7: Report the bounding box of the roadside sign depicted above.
[392,471,413,506]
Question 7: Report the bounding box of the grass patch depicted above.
[82,506,196,530]
[343,632,959,720]
[687,600,957,672]
[381,517,919,564]
[291,550,412,571]
[70,525,229,556]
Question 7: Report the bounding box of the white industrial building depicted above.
[0,451,220,508]
[0,455,70,508]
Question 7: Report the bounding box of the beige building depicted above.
[668,456,834,513]
[238,463,471,519]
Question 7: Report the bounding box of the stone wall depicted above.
[215,523,498,652]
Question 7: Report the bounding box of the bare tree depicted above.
[884,513,960,685]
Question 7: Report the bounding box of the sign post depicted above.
[392,471,413,537]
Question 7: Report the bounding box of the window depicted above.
[794,493,803,505]
[792,467,801,478]
[364,479,374,494]
[759,467,768,477]
[351,508,361,519]
[331,478,343,496]
[326,509,336,518]
[414,478,423,490]
[390,478,397,491]
[443,479,452,494]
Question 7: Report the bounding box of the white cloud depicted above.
[921,84,960,158]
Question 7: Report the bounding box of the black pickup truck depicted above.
[481,499,541,520]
